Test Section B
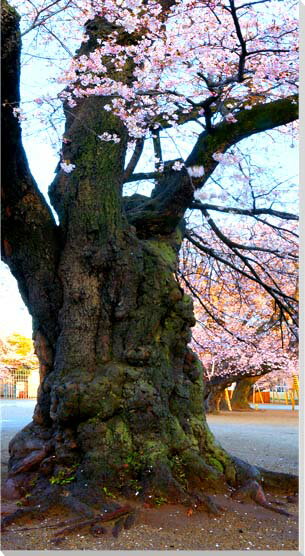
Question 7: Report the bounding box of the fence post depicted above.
[224,388,232,411]
[257,385,264,404]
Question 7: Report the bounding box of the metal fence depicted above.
[0,368,39,399]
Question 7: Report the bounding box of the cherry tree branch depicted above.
[184,229,297,331]
[228,0,248,81]
[236,1,272,9]
[180,273,257,346]
[125,95,298,235]
[199,210,298,315]
[122,139,145,182]
[190,200,298,221]
[21,0,73,37]
[186,95,298,172]
[198,207,297,260]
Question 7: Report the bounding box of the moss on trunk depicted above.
[4,227,237,505]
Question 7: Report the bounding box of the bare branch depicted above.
[124,171,157,183]
[228,0,248,81]
[122,139,144,183]
[190,200,298,221]
[186,95,298,176]
[184,229,297,328]
[180,272,257,346]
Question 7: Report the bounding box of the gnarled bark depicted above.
[1,1,62,383]
[5,226,236,502]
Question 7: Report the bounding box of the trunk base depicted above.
[2,418,234,506]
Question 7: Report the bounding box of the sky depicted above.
[0,1,299,340]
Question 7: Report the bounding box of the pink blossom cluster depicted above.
[49,0,299,138]
[181,219,298,384]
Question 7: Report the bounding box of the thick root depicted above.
[1,450,297,541]
[51,504,136,543]
[59,493,96,518]
[229,456,298,518]
[258,467,298,493]
[1,478,137,541]
[231,480,293,517]
[231,456,298,493]
[190,491,226,515]
[1,500,54,532]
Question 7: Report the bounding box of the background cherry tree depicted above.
[179,212,298,410]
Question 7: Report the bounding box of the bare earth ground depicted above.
[0,408,299,551]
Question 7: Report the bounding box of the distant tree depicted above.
[180,222,298,412]
[230,376,260,411]
[6,333,33,356]
[0,333,38,378]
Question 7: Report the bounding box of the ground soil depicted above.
[0,408,299,551]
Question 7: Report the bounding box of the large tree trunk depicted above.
[1,6,233,504]
[204,384,228,413]
[1,1,298,514]
[5,224,237,502]
[204,366,274,414]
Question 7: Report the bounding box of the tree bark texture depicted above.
[7,225,236,501]
[1,2,298,506]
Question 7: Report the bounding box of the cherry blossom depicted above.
[98,132,121,143]
[60,161,76,173]
[11,0,298,140]
[180,218,298,386]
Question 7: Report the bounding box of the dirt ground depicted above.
[0,409,299,551]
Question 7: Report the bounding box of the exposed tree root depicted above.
[231,456,298,494]
[1,490,137,542]
[51,504,136,543]
[224,456,298,517]
[231,479,293,517]
[190,492,226,515]
[1,501,53,532]
[59,493,95,518]
[258,467,298,493]
[1,451,298,543]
